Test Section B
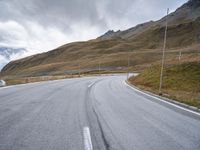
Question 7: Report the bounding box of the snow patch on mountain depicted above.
[0,47,26,70]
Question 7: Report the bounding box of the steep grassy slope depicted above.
[130,17,200,49]
[129,61,200,108]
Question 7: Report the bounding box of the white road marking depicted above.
[83,127,93,150]
[123,81,200,116]
[88,81,96,88]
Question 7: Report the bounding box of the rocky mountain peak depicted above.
[186,0,200,8]
[98,30,122,40]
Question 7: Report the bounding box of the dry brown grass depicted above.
[1,75,77,86]
[129,60,200,108]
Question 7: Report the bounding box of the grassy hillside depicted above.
[1,17,200,78]
[129,61,200,108]
[130,17,200,49]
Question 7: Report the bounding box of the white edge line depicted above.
[83,127,93,150]
[123,81,200,116]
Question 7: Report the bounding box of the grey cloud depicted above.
[0,0,188,31]
[0,0,107,31]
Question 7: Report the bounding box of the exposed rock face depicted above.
[155,0,199,27]
[186,0,200,8]
[98,21,155,40]
[98,30,122,40]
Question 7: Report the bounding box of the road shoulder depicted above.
[124,80,200,119]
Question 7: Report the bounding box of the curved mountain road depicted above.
[0,75,200,150]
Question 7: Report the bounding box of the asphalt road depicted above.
[0,75,200,150]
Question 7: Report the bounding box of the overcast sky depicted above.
[0,0,188,68]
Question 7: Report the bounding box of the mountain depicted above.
[1,0,200,77]
[0,47,26,60]
[99,0,200,40]
[0,47,26,70]
[98,21,155,40]
[98,30,122,40]
[157,0,200,25]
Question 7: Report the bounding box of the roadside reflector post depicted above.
[127,54,130,80]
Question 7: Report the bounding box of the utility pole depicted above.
[159,8,169,95]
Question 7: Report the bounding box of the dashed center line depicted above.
[83,127,93,150]
[88,82,96,88]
